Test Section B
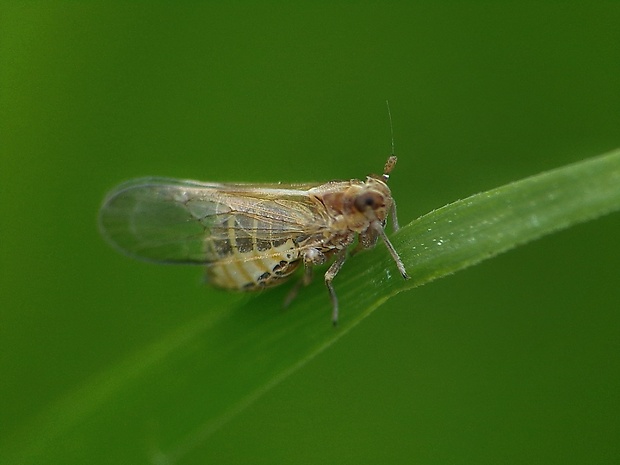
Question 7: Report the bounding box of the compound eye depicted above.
[354,192,383,212]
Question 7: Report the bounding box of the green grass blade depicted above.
[362,146,620,294]
[4,148,620,465]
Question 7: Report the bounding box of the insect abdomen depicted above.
[205,216,302,290]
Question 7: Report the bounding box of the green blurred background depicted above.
[1,2,619,464]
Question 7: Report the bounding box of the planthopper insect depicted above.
[98,156,408,325]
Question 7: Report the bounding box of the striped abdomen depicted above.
[205,215,302,290]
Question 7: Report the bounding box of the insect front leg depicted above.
[350,228,380,256]
[325,248,348,326]
[371,221,409,280]
[390,198,401,231]
[283,247,325,309]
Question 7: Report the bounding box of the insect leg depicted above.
[371,221,409,280]
[283,264,313,308]
[283,247,324,308]
[390,198,400,231]
[349,241,365,256]
[325,249,348,326]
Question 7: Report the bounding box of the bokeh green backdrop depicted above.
[1,2,619,464]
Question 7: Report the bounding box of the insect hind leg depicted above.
[325,249,348,326]
[283,264,313,308]
[282,247,325,309]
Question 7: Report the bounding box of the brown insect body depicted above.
[99,156,407,324]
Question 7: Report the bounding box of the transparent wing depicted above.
[98,177,328,264]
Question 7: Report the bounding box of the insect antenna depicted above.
[383,100,397,181]
[386,99,395,157]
